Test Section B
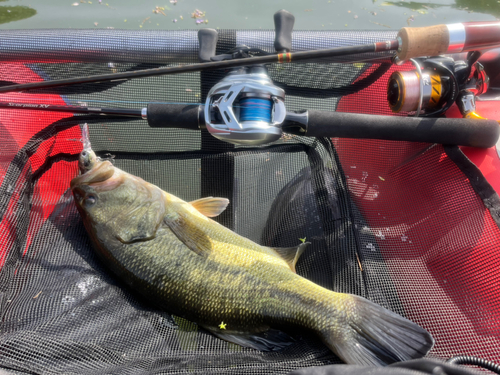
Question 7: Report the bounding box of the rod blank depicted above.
[0,43,396,94]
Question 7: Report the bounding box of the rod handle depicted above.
[294,110,499,148]
[397,21,500,61]
[147,103,202,130]
[274,9,295,52]
[396,24,449,61]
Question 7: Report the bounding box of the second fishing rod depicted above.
[1,9,500,94]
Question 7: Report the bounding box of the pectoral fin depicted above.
[163,213,213,257]
[203,326,295,352]
[189,197,229,217]
[269,242,310,273]
[113,200,165,243]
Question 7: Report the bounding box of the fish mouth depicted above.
[70,160,116,190]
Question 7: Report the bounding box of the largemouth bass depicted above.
[70,148,434,366]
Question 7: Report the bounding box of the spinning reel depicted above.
[199,11,294,145]
[387,52,489,117]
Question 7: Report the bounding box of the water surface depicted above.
[0,0,498,31]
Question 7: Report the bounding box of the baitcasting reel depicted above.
[387,53,489,117]
[204,66,286,145]
[198,10,295,145]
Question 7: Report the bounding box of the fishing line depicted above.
[239,98,273,123]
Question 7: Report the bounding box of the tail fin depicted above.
[319,295,434,366]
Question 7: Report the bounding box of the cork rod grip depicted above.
[397,24,450,60]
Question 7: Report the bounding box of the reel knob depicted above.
[274,9,295,53]
[198,28,218,62]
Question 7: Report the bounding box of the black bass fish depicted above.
[70,148,434,366]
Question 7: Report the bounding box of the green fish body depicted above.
[71,150,434,365]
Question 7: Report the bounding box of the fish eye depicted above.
[85,195,97,207]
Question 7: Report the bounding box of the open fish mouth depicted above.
[71,159,125,212]
[70,160,117,191]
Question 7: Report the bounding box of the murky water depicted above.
[0,0,498,31]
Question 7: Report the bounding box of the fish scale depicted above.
[71,148,435,365]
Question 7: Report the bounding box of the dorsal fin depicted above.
[270,242,310,273]
[189,197,229,217]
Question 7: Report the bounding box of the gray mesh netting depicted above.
[0,29,499,374]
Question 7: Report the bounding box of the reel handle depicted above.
[198,10,295,63]
[274,9,295,52]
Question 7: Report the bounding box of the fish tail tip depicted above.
[321,295,434,366]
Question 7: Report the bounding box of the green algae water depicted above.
[0,0,498,31]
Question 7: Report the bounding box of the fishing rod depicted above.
[1,99,498,148]
[1,11,500,94]
[0,44,397,94]
[0,10,396,93]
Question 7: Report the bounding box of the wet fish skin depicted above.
[70,150,434,365]
[71,157,318,332]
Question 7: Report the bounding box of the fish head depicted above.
[71,151,124,227]
[71,150,165,244]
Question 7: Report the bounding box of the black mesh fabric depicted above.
[0,29,499,374]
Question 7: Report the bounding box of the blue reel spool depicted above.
[239,97,273,123]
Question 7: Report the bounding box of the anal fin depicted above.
[203,326,295,352]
